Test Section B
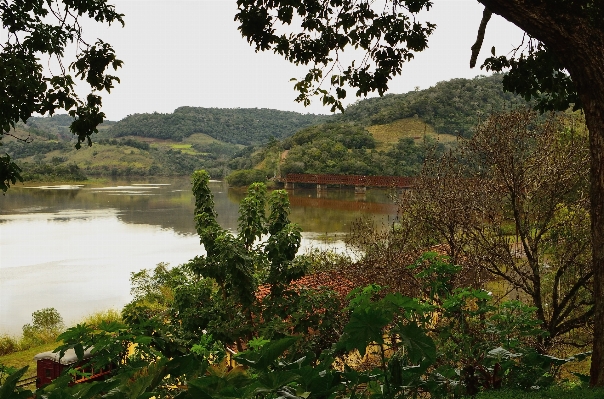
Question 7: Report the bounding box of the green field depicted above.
[367,117,459,150]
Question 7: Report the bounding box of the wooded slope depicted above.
[337,74,527,137]
[106,107,329,144]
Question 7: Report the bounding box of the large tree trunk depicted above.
[571,84,604,385]
[478,0,604,386]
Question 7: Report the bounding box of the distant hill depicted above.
[4,74,532,183]
[228,74,532,181]
[26,114,115,141]
[337,74,528,138]
[106,107,329,145]
[5,108,327,181]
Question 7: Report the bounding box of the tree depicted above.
[234,0,604,386]
[403,110,592,351]
[22,307,65,346]
[138,171,343,354]
[1,0,123,191]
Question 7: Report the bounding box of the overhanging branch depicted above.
[470,7,493,68]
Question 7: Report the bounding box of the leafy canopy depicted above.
[236,0,436,112]
[1,0,123,191]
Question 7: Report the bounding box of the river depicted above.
[0,178,398,335]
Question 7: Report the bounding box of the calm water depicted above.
[0,178,397,335]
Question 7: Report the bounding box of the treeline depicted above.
[107,107,329,144]
[337,74,528,137]
[97,138,151,151]
[8,75,530,182]
[19,162,87,182]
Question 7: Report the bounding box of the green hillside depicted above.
[275,119,448,178]
[106,107,329,144]
[366,117,457,151]
[227,118,452,182]
[4,107,327,181]
[3,118,242,180]
[337,73,528,137]
[227,74,530,182]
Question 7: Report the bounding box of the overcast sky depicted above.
[67,0,525,121]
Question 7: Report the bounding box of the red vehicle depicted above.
[34,347,113,388]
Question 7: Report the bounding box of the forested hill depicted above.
[106,107,329,145]
[338,74,528,138]
[226,74,534,183]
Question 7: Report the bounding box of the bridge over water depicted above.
[280,173,414,192]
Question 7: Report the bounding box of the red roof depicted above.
[256,271,356,300]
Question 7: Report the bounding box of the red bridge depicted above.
[281,173,414,189]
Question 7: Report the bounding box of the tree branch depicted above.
[470,7,493,68]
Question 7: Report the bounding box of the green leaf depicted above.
[254,370,300,393]
[0,366,31,399]
[74,343,84,361]
[134,336,153,345]
[235,336,300,370]
[396,323,436,365]
[339,307,390,356]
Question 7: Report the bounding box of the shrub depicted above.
[0,335,19,356]
[295,248,353,274]
[226,169,267,186]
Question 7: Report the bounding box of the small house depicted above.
[33,347,112,388]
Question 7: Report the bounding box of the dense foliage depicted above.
[120,172,345,356]
[382,110,592,349]
[234,121,445,178]
[280,134,441,176]
[0,0,123,191]
[26,115,116,141]
[3,140,69,159]
[8,75,529,182]
[337,74,528,137]
[226,169,267,186]
[4,254,591,399]
[19,162,87,182]
[282,122,376,150]
[227,75,528,179]
[107,107,329,145]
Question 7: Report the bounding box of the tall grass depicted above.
[80,309,122,328]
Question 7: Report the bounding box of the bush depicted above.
[20,162,87,181]
[0,335,19,356]
[226,169,267,186]
[295,248,353,274]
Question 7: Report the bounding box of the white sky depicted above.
[62,0,525,121]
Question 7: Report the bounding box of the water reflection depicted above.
[0,178,396,335]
